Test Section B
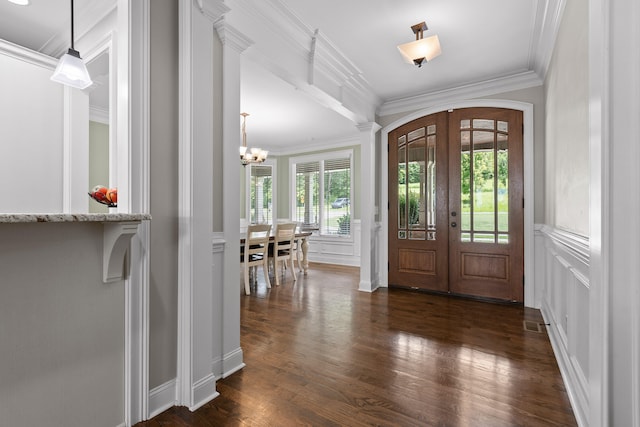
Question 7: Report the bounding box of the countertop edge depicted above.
[0,213,152,223]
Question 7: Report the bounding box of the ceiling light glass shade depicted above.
[51,48,93,89]
[397,35,442,67]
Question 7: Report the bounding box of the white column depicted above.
[358,122,381,292]
[214,18,253,378]
[589,0,640,426]
[177,0,229,411]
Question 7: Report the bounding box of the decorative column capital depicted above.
[194,0,230,23]
[357,122,382,135]
[214,18,254,54]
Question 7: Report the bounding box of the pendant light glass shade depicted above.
[397,34,441,67]
[50,0,92,90]
[51,48,93,89]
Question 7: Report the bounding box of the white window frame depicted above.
[244,158,277,227]
[289,149,354,238]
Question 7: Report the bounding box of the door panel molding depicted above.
[380,99,535,306]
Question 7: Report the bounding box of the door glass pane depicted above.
[473,119,494,130]
[473,131,495,232]
[407,137,425,237]
[497,133,509,234]
[460,131,471,241]
[398,145,407,232]
[397,125,437,241]
[426,134,436,238]
[250,165,272,224]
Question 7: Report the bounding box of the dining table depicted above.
[240,230,312,275]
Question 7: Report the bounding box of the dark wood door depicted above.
[388,108,524,302]
[448,108,524,301]
[388,112,449,292]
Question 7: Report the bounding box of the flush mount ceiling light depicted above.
[239,113,268,166]
[50,0,93,89]
[7,0,30,5]
[397,21,442,67]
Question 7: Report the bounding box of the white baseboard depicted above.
[222,347,245,378]
[190,374,219,412]
[148,378,177,419]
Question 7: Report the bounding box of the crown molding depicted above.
[196,0,230,23]
[90,106,109,124]
[228,0,378,124]
[214,19,253,53]
[271,134,360,157]
[378,70,543,117]
[531,0,567,79]
[0,38,57,69]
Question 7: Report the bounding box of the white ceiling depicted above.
[0,0,554,153]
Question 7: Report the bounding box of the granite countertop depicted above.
[0,213,152,223]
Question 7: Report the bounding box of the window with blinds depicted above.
[250,164,273,224]
[293,152,352,237]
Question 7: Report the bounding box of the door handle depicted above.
[451,222,457,228]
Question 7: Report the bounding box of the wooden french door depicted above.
[388,107,524,302]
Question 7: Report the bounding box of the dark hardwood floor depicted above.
[136,263,576,426]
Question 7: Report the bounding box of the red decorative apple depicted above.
[90,185,108,203]
[106,188,118,204]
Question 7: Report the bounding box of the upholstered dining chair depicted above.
[241,224,271,295]
[269,222,297,287]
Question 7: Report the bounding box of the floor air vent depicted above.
[523,320,544,333]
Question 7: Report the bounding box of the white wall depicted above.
[544,0,589,235]
[0,48,64,213]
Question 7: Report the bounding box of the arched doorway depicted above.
[386,106,525,302]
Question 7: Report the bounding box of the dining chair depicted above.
[270,222,297,286]
[241,224,272,295]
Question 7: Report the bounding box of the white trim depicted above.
[190,374,219,412]
[121,1,151,425]
[271,135,360,157]
[148,379,177,419]
[531,0,567,78]
[537,224,590,426]
[379,100,535,307]
[0,39,57,68]
[587,0,608,424]
[90,106,110,124]
[221,348,246,378]
[378,71,542,117]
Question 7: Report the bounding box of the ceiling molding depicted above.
[197,0,230,23]
[270,135,360,157]
[531,0,567,79]
[214,19,253,53]
[90,106,109,124]
[378,70,543,117]
[230,0,378,124]
[0,38,57,69]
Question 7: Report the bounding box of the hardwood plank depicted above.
[136,263,576,426]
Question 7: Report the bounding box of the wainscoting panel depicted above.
[305,220,361,266]
[535,225,589,427]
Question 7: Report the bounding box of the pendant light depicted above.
[397,21,442,67]
[51,0,93,89]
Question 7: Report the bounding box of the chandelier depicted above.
[239,113,268,166]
